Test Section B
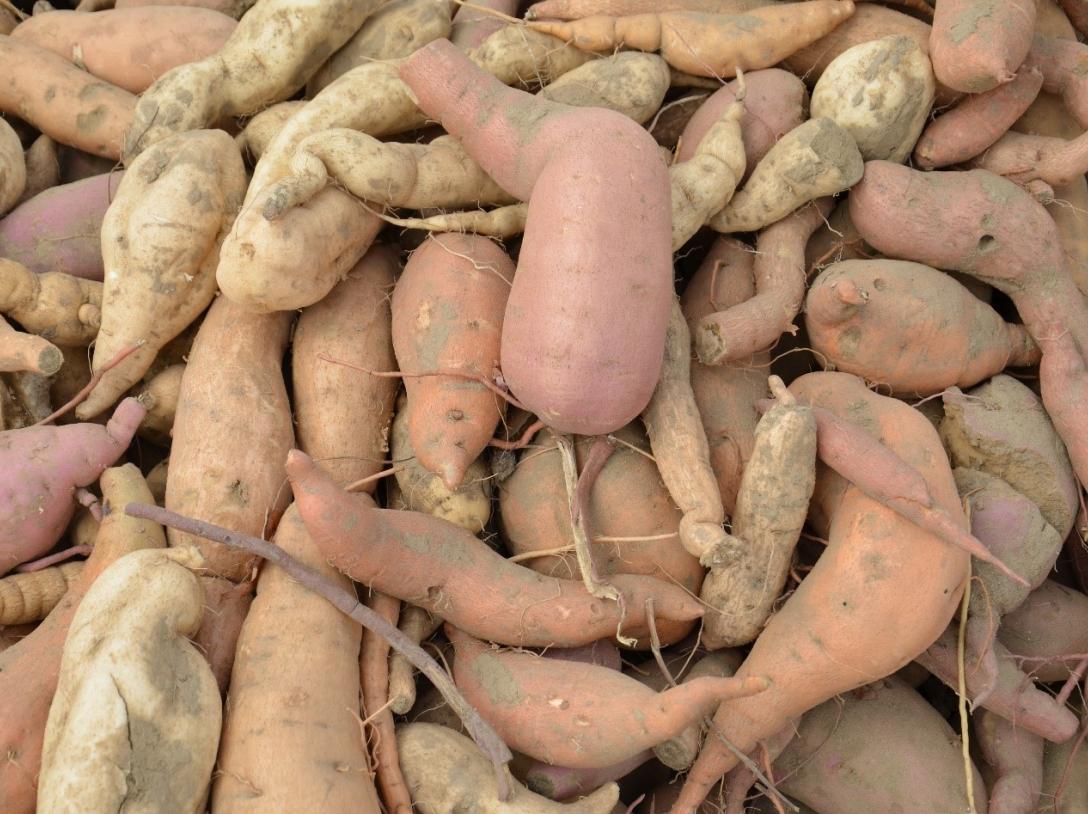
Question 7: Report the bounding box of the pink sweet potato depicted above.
[977,707,1044,814]
[930,0,1036,93]
[0,172,123,281]
[1000,580,1088,682]
[400,38,672,435]
[0,398,145,575]
[285,450,704,648]
[11,7,236,94]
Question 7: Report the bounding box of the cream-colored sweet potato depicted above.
[0,116,24,216]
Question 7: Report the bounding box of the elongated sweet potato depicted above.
[292,245,398,490]
[11,7,236,93]
[675,372,970,811]
[805,259,1040,395]
[211,506,381,813]
[400,38,672,435]
[285,450,704,648]
[77,129,246,419]
[165,297,294,581]
[393,234,514,489]
[448,625,767,769]
[0,37,136,160]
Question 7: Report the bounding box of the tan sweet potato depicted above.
[134,363,184,446]
[0,116,24,216]
[165,297,294,581]
[292,244,398,490]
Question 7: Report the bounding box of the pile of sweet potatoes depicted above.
[1,0,1088,812]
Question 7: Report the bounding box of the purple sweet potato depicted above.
[0,172,123,281]
[0,398,145,575]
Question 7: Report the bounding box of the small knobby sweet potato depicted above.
[708,119,860,234]
[1000,579,1088,682]
[192,574,252,696]
[930,0,1036,93]
[499,424,700,643]
[0,398,145,575]
[165,297,294,581]
[133,363,184,446]
[292,244,398,490]
[940,375,1078,539]
[401,38,672,436]
[285,450,704,648]
[977,707,1044,814]
[448,625,767,769]
[0,561,82,626]
[122,0,383,159]
[811,35,934,163]
[675,372,970,812]
[680,236,768,514]
[307,0,453,93]
[526,2,856,79]
[18,134,58,205]
[0,117,24,216]
[398,723,620,814]
[697,198,832,365]
[211,506,381,813]
[0,259,101,347]
[914,66,1044,169]
[393,233,514,489]
[677,68,805,176]
[700,380,816,649]
[0,171,123,281]
[775,677,987,814]
[390,394,493,534]
[11,6,237,93]
[78,129,247,419]
[38,548,221,814]
[805,259,1040,395]
[0,463,164,814]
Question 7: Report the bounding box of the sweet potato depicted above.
[211,506,381,813]
[11,7,236,93]
[538,51,670,124]
[308,0,453,94]
[236,100,304,162]
[774,677,987,814]
[393,233,514,489]
[708,120,860,234]
[292,244,398,490]
[526,0,769,19]
[0,561,82,626]
[192,574,251,696]
[1039,721,1088,813]
[940,375,1078,539]
[165,297,294,581]
[390,395,493,533]
[917,633,1077,742]
[285,450,704,648]
[115,0,255,15]
[521,751,652,803]
[0,260,101,347]
[0,116,24,216]
[0,37,136,160]
[133,363,183,446]
[451,0,517,49]
[811,35,934,163]
[971,130,1088,190]
[1000,580,1088,682]
[782,3,960,107]
[675,372,970,811]
[930,0,1036,93]
[37,548,220,814]
[499,423,702,620]
[0,398,144,575]
[398,723,620,814]
[122,0,383,159]
[526,2,857,78]
[77,129,246,419]
[676,68,806,174]
[401,38,672,436]
[680,237,767,514]
[0,315,60,375]
[977,707,1044,814]
[805,259,1040,395]
[0,171,122,281]
[448,625,768,769]
[697,198,832,365]
[914,66,1044,169]
[18,134,59,205]
[700,379,816,649]
[0,464,164,813]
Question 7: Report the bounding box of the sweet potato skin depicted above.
[400,38,673,436]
